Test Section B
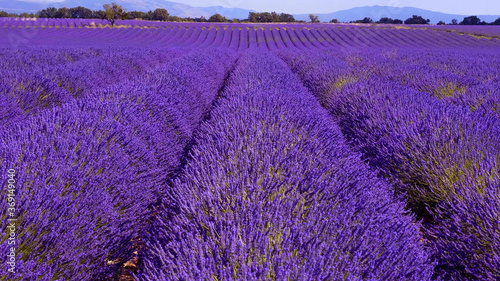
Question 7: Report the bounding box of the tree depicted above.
[261,12,277,22]
[270,12,280,22]
[351,17,373,24]
[257,12,271,22]
[103,2,126,26]
[19,12,30,18]
[309,14,319,23]
[168,16,183,22]
[377,17,394,24]
[260,12,270,22]
[38,7,58,18]
[208,13,227,22]
[437,20,446,25]
[248,12,258,22]
[0,11,9,17]
[330,18,338,23]
[279,13,295,22]
[93,10,106,19]
[393,19,403,24]
[143,10,153,20]
[404,15,430,24]
[70,6,93,19]
[247,12,295,23]
[152,8,169,21]
[493,17,500,25]
[460,16,485,25]
[55,7,70,18]
[127,11,145,20]
[451,18,458,25]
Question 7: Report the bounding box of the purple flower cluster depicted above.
[0,48,237,280]
[139,49,433,280]
[277,49,500,280]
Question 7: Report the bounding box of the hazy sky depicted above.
[17,0,500,15]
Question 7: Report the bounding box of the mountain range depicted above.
[1,1,499,24]
[294,6,500,23]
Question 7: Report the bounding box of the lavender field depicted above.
[0,18,499,281]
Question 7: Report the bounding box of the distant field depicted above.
[1,17,500,48]
[419,24,500,38]
[1,18,499,281]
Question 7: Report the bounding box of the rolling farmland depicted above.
[0,17,499,281]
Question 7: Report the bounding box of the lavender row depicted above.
[2,17,500,41]
[0,47,105,70]
[0,47,184,126]
[139,49,433,280]
[414,25,500,38]
[277,49,500,280]
[2,24,499,50]
[0,48,237,280]
[335,49,500,115]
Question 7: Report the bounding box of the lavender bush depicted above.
[139,49,433,281]
[0,48,237,280]
[277,49,500,280]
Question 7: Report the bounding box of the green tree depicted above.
[248,12,258,22]
[168,16,183,22]
[152,8,169,21]
[309,14,319,23]
[404,15,430,24]
[330,18,339,23]
[55,7,70,18]
[377,17,394,24]
[493,17,500,25]
[256,12,272,22]
[143,10,153,20]
[103,2,126,26]
[38,7,58,18]
[351,17,373,23]
[270,12,280,22]
[247,12,292,23]
[70,6,93,19]
[208,13,227,22]
[0,11,9,17]
[279,13,295,22]
[127,11,145,20]
[437,20,446,25]
[460,16,485,25]
[451,18,458,25]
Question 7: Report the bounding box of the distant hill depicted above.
[295,5,500,24]
[1,1,499,24]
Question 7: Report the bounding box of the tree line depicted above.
[1,3,499,26]
[349,15,500,25]
[0,6,301,24]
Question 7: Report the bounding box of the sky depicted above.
[16,0,500,15]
